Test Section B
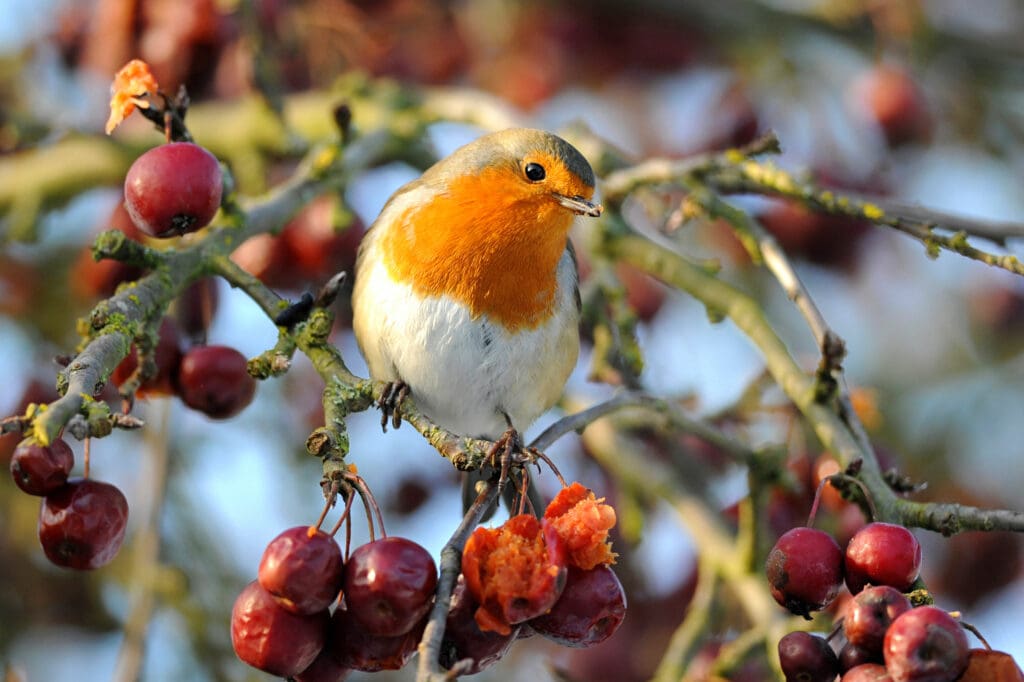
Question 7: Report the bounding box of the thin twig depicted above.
[112,401,172,682]
[416,481,501,681]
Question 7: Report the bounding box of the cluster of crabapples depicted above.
[114,141,257,420]
[7,142,257,572]
[10,438,127,569]
[230,482,626,679]
[767,519,1013,682]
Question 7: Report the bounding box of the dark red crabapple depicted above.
[110,317,183,398]
[845,523,921,594]
[258,525,344,615]
[844,585,912,653]
[766,527,844,618]
[439,575,519,675]
[176,345,256,419]
[175,277,220,343]
[38,478,129,569]
[71,202,146,300]
[883,606,968,682]
[124,142,223,237]
[777,631,840,682]
[529,564,626,648]
[841,642,884,671]
[10,438,74,495]
[326,606,423,672]
[230,580,328,677]
[843,663,893,681]
[293,647,351,682]
[342,536,437,637]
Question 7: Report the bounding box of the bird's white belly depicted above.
[353,256,579,440]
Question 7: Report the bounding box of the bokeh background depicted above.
[2,0,1024,680]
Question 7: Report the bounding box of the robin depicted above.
[352,128,602,452]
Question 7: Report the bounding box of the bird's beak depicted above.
[555,193,603,217]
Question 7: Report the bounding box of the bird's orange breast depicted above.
[381,167,575,332]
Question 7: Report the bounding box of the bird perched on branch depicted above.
[352,128,602,453]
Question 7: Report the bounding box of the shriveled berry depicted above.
[38,478,128,569]
[342,537,437,637]
[766,527,844,618]
[845,523,921,594]
[778,631,840,682]
[258,525,344,615]
[230,580,328,677]
[957,649,1024,682]
[529,564,626,648]
[327,607,423,672]
[11,438,74,495]
[439,575,519,674]
[124,142,223,237]
[843,663,893,681]
[844,585,912,653]
[883,606,968,682]
[176,345,256,419]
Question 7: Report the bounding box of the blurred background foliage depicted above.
[1,0,1024,680]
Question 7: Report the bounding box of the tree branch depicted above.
[416,480,500,681]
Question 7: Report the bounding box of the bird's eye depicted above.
[524,162,546,182]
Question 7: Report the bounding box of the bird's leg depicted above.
[487,415,523,497]
[377,381,408,432]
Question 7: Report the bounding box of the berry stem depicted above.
[83,436,91,479]
[955,616,992,650]
[836,472,879,521]
[327,486,357,538]
[345,472,387,540]
[312,479,339,532]
[806,477,827,528]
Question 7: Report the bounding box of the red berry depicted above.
[72,202,146,300]
[281,196,365,284]
[777,631,840,682]
[111,317,183,399]
[528,564,626,648]
[849,64,930,147]
[176,345,256,419]
[326,606,423,672]
[843,663,893,681]
[38,478,129,569]
[10,438,74,495]
[124,142,223,237]
[230,580,328,677]
[845,523,921,594]
[293,648,352,682]
[883,606,968,682]
[766,527,844,618]
[439,575,519,674]
[175,277,220,343]
[841,642,884,671]
[844,585,912,653]
[342,536,437,637]
[258,526,344,615]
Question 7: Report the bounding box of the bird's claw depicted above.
[377,381,408,432]
[487,427,533,496]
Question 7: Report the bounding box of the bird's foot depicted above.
[487,427,528,498]
[377,381,408,432]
